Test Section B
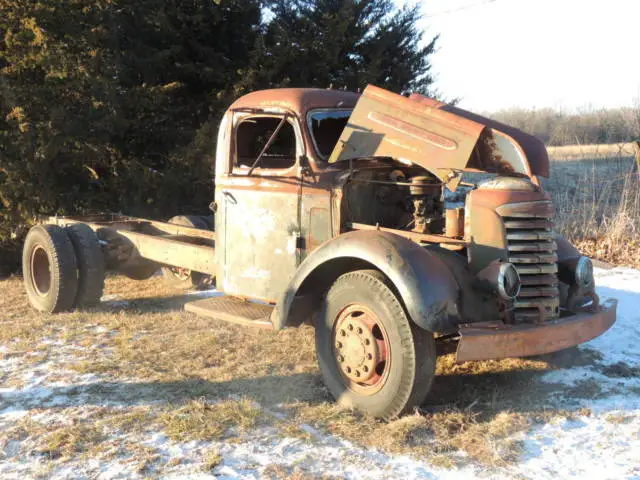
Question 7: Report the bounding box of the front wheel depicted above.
[315,269,436,419]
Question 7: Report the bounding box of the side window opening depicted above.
[235,116,296,170]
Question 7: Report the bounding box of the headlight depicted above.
[575,256,594,289]
[498,263,521,299]
[477,261,521,300]
[559,256,594,290]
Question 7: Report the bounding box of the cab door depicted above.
[215,112,303,302]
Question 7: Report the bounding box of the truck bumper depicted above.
[456,298,617,362]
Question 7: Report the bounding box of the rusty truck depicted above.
[22,85,617,418]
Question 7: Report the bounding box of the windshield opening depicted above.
[308,109,352,159]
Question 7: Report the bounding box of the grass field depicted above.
[545,152,639,268]
[1,272,639,478]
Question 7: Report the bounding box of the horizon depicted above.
[397,0,640,113]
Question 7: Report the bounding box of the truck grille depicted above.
[503,216,560,323]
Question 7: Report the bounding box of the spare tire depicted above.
[66,224,105,307]
[162,215,210,290]
[23,225,79,313]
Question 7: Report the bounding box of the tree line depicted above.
[489,106,639,146]
[0,0,437,274]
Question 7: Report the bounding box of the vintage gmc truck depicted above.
[22,85,617,418]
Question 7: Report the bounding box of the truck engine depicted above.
[341,165,467,238]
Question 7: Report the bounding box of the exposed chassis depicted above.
[45,213,217,276]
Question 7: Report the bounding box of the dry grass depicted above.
[545,153,640,268]
[37,422,104,459]
[0,274,610,468]
[546,142,637,159]
[201,448,223,471]
[161,397,261,442]
[262,464,334,480]
[605,413,635,424]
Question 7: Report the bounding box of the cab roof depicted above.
[229,88,360,114]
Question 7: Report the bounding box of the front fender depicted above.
[273,230,460,332]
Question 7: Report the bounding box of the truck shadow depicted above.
[0,343,619,418]
[95,290,223,314]
[0,373,329,414]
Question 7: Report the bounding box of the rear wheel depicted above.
[22,225,79,313]
[315,269,436,419]
[66,224,105,307]
[161,215,211,290]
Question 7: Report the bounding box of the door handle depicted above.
[222,190,237,204]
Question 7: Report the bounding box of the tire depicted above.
[65,224,105,307]
[315,269,436,419]
[119,260,158,280]
[161,215,210,290]
[199,215,215,231]
[22,225,79,313]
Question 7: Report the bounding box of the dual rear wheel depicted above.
[23,224,105,313]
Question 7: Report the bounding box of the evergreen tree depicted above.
[0,0,438,273]
[241,0,437,94]
[0,0,262,273]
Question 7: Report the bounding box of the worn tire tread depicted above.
[66,224,105,307]
[22,225,79,313]
[317,269,436,419]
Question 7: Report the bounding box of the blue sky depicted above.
[396,0,640,112]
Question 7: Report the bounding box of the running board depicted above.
[184,296,274,330]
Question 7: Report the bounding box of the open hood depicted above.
[328,86,549,188]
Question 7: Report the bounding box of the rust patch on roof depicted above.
[230,88,360,115]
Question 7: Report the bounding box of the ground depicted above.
[1,268,639,479]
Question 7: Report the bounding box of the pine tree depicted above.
[241,0,437,94]
[0,0,262,273]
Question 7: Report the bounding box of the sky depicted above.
[396,0,640,112]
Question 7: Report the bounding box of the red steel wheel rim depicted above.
[332,303,391,395]
[30,245,52,296]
